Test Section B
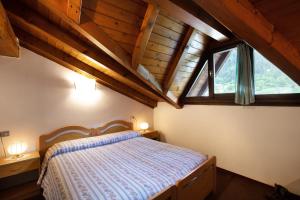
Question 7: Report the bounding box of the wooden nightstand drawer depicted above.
[0,159,39,178]
[0,152,40,179]
[142,130,160,141]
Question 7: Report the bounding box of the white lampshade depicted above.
[7,142,27,156]
[139,122,149,130]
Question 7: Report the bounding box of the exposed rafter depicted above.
[163,26,196,93]
[4,1,161,102]
[16,28,157,108]
[170,0,232,40]
[67,0,82,23]
[146,0,229,41]
[132,2,159,69]
[193,0,300,85]
[0,0,19,57]
[21,0,180,108]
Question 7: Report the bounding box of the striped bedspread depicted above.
[39,131,207,200]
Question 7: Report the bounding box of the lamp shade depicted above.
[7,142,27,156]
[139,122,149,130]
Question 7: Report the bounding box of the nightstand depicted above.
[0,151,40,179]
[0,152,42,199]
[141,130,160,141]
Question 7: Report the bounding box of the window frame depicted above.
[181,42,300,107]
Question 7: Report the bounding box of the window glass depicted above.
[254,50,300,94]
[214,48,237,94]
[187,61,209,97]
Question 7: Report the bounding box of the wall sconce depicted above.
[73,74,96,95]
[139,122,149,132]
[7,142,27,158]
[71,73,101,104]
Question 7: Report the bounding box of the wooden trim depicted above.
[208,53,214,98]
[163,26,195,93]
[183,94,300,107]
[209,38,242,51]
[193,0,300,85]
[132,2,159,69]
[178,53,209,106]
[255,94,300,106]
[96,120,133,135]
[39,120,133,159]
[0,1,19,57]
[148,0,229,41]
[16,28,157,108]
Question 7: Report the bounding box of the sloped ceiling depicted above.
[1,0,299,108]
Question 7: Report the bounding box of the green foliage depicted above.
[214,48,237,93]
[254,50,300,94]
[214,49,300,94]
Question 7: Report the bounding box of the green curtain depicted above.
[235,43,255,105]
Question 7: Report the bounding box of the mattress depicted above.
[39,131,207,200]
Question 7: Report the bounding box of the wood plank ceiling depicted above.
[1,0,298,108]
[0,0,19,57]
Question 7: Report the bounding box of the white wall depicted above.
[0,48,153,156]
[154,102,300,190]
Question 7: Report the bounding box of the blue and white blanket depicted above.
[39,131,207,200]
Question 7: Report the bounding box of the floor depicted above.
[206,168,274,200]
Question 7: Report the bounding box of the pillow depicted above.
[38,130,140,184]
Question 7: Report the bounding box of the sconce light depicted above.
[139,122,149,132]
[7,142,27,158]
[73,74,96,95]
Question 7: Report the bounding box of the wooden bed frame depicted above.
[39,120,216,200]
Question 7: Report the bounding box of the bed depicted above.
[38,120,216,200]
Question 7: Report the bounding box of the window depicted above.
[254,50,300,94]
[183,42,300,106]
[214,48,237,94]
[187,60,209,97]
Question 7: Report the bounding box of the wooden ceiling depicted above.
[0,0,299,108]
[250,0,300,53]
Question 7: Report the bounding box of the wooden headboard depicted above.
[39,120,133,158]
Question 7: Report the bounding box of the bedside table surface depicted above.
[0,152,40,166]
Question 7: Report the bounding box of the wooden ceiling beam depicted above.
[16,28,157,108]
[146,0,229,41]
[20,0,180,108]
[0,0,19,57]
[132,2,159,69]
[193,0,300,85]
[5,1,161,102]
[67,0,82,23]
[22,0,132,72]
[169,0,233,40]
[163,26,196,93]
